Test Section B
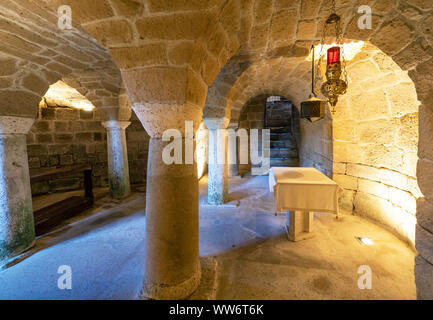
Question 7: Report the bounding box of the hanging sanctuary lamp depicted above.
[301,0,348,121]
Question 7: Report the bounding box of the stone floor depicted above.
[0,176,417,299]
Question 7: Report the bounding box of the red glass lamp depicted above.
[327,47,340,65]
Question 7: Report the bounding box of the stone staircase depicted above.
[268,125,299,168]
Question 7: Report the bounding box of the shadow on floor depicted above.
[6,190,146,270]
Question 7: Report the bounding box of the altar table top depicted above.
[269,167,340,214]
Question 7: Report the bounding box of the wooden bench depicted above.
[30,164,94,236]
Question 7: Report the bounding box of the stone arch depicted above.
[39,0,243,137]
[0,0,137,268]
[62,70,131,122]
[32,0,433,299]
[0,0,122,119]
[226,42,422,242]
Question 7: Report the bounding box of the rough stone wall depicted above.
[126,112,150,185]
[238,95,266,175]
[239,95,266,130]
[332,44,421,246]
[27,105,148,195]
[0,0,121,118]
[27,105,108,195]
[299,112,334,177]
[62,72,127,122]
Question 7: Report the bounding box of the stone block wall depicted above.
[126,112,150,185]
[27,105,148,195]
[239,94,266,130]
[298,112,333,177]
[331,45,421,246]
[238,95,266,175]
[196,122,209,180]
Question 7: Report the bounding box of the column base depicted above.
[207,198,228,206]
[138,264,201,300]
[0,239,35,270]
[108,181,131,199]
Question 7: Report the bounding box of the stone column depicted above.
[0,116,35,268]
[227,125,239,177]
[133,102,201,300]
[102,121,131,199]
[203,118,229,205]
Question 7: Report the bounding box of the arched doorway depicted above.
[237,94,301,175]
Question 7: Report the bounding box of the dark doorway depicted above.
[265,96,299,168]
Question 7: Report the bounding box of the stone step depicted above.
[270,158,300,167]
[269,148,298,158]
[269,126,291,134]
[270,132,292,141]
[270,140,296,148]
[267,119,291,128]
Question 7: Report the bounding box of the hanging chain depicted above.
[334,11,348,84]
[314,12,329,93]
[331,0,336,14]
[313,0,349,112]
[330,0,348,114]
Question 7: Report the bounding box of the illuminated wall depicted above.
[27,82,149,195]
[331,44,421,245]
[196,122,208,179]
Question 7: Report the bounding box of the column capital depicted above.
[96,106,132,123]
[133,102,202,138]
[203,117,230,130]
[101,120,131,130]
[0,116,35,135]
[227,121,239,130]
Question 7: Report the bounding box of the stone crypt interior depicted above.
[0,0,433,300]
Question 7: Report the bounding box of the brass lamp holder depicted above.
[321,60,347,108]
[318,1,348,114]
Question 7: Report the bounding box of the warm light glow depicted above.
[71,100,94,111]
[43,80,96,111]
[306,41,365,62]
[356,237,374,246]
[196,122,208,179]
